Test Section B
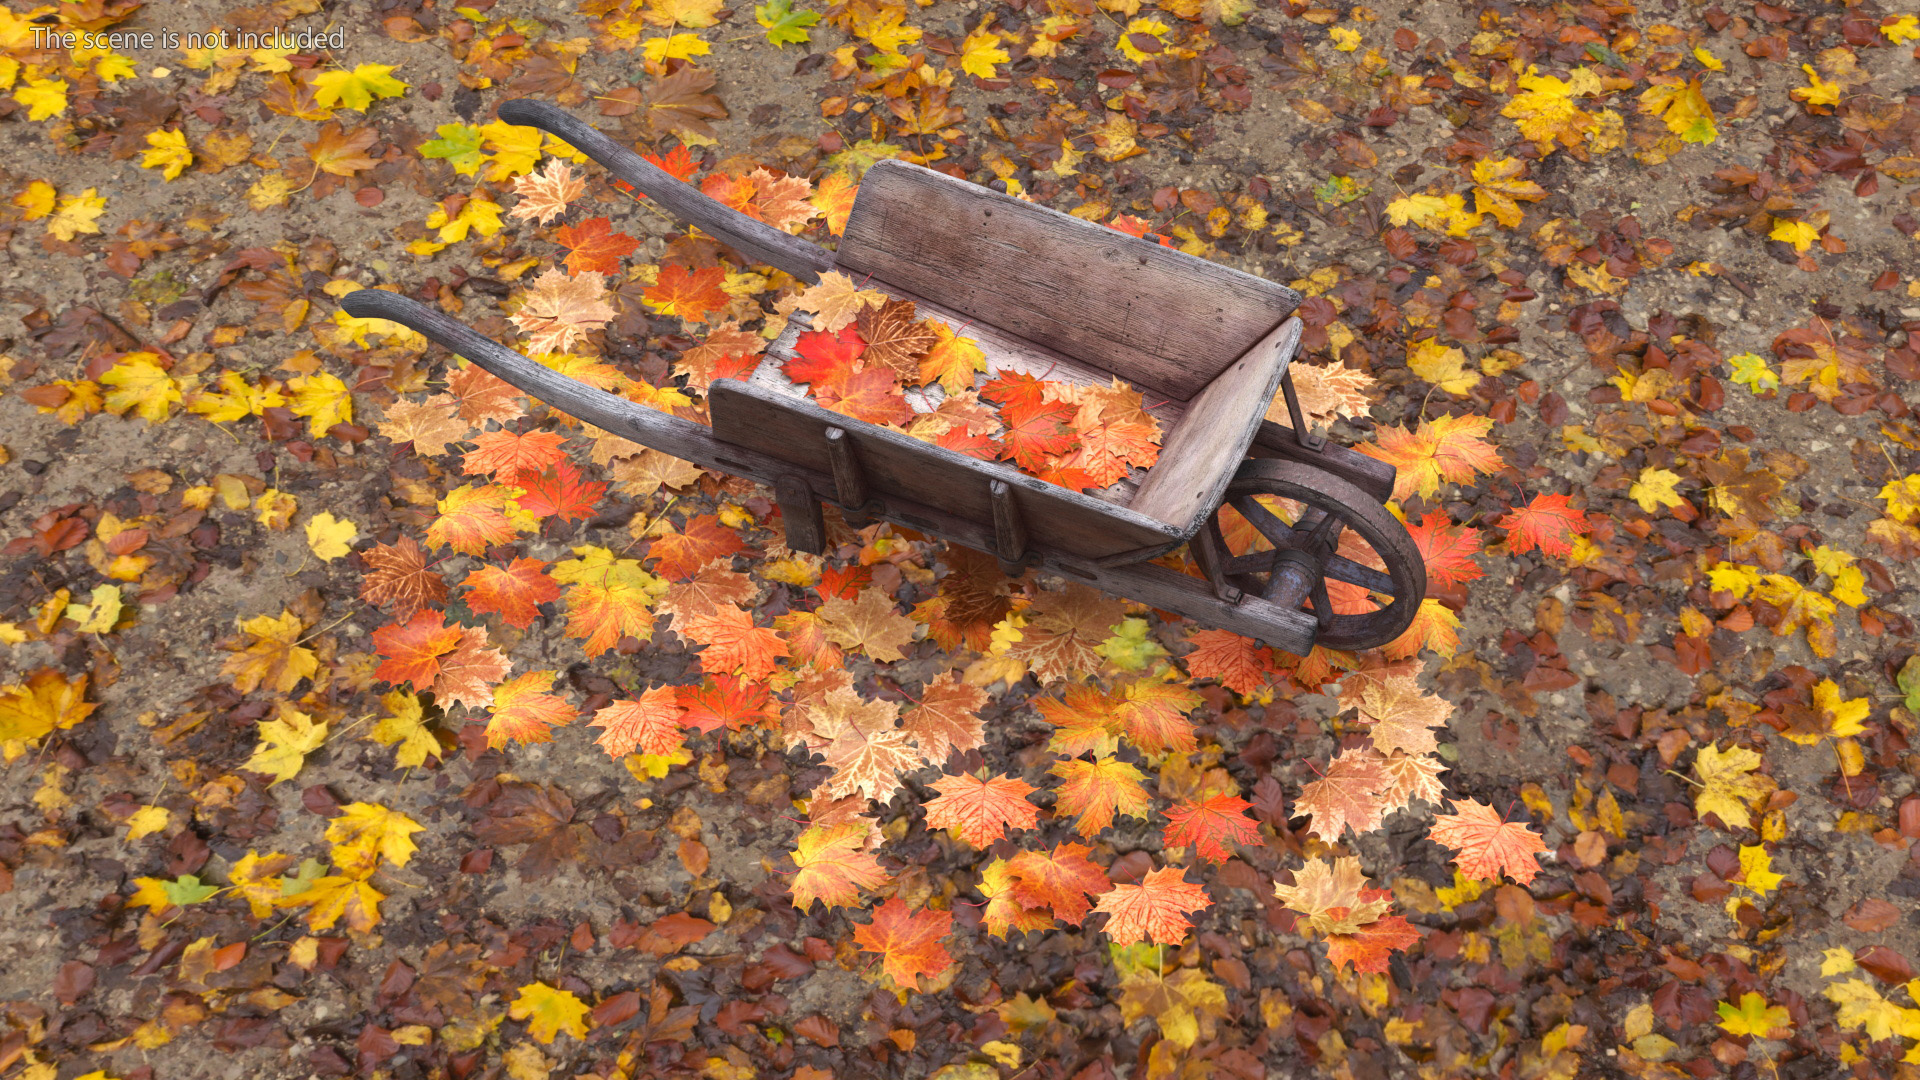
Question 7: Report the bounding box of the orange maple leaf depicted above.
[508,161,585,224]
[1496,492,1588,557]
[648,513,748,580]
[463,557,561,629]
[1114,680,1201,755]
[483,669,575,749]
[1378,598,1462,662]
[1428,799,1550,885]
[643,264,730,324]
[785,325,866,386]
[427,484,520,556]
[677,675,775,734]
[1324,914,1422,974]
[553,216,639,276]
[1093,866,1211,946]
[588,685,685,758]
[1051,755,1150,837]
[512,461,607,524]
[432,626,513,711]
[1404,511,1484,588]
[678,605,789,680]
[998,399,1078,471]
[1005,841,1110,925]
[373,611,464,690]
[1359,414,1503,502]
[1295,747,1390,841]
[462,429,569,478]
[510,269,616,354]
[923,773,1039,847]
[1162,794,1261,863]
[789,823,890,911]
[1182,628,1278,696]
[1038,684,1123,758]
[853,896,955,989]
[813,365,914,428]
[359,535,448,623]
[900,673,987,761]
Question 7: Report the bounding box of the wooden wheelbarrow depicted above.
[343,100,1425,656]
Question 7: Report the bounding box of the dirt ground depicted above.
[4,0,1920,1078]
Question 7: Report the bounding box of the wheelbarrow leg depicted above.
[989,480,1029,578]
[1187,516,1243,605]
[824,426,874,529]
[776,474,826,555]
[1278,370,1325,451]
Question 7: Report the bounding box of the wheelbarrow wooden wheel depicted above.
[1196,458,1427,652]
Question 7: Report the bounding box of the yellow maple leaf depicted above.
[47,187,107,241]
[959,29,1011,78]
[139,129,193,180]
[125,805,170,841]
[1639,75,1716,144]
[1716,992,1790,1038]
[510,982,593,1044]
[255,488,298,530]
[326,801,426,876]
[1879,474,1920,524]
[12,179,55,220]
[0,668,96,744]
[1734,845,1782,896]
[287,371,353,436]
[1470,156,1546,229]
[1386,193,1449,228]
[189,370,287,422]
[99,354,181,421]
[853,4,923,52]
[1770,217,1820,253]
[1629,467,1685,514]
[1791,63,1840,108]
[1787,678,1868,746]
[1884,16,1919,44]
[305,511,359,560]
[1693,742,1772,830]
[426,194,505,243]
[229,850,296,917]
[372,689,442,768]
[644,0,724,28]
[1502,66,1602,152]
[286,873,385,932]
[642,33,711,64]
[244,703,329,784]
[1406,339,1477,395]
[14,76,68,121]
[64,585,123,634]
[479,121,545,181]
[311,63,409,111]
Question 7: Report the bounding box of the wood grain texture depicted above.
[1129,318,1302,532]
[835,159,1301,402]
[1247,420,1397,505]
[497,99,835,283]
[707,378,1182,561]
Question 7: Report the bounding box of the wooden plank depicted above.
[496,100,835,284]
[1129,318,1302,533]
[835,159,1301,402]
[1247,421,1397,505]
[990,480,1026,561]
[775,474,825,554]
[825,427,867,508]
[707,379,1183,562]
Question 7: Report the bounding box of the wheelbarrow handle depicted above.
[496,98,837,284]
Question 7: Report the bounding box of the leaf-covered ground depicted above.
[3,1,1920,1079]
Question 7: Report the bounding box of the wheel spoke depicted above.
[1229,494,1297,548]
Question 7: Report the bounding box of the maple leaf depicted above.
[959,29,1011,77]
[1717,993,1792,1039]
[243,703,328,785]
[924,773,1039,846]
[1273,856,1393,935]
[786,324,867,385]
[99,354,181,422]
[0,669,95,743]
[1094,866,1211,946]
[511,269,616,354]
[420,122,486,176]
[1360,414,1503,502]
[326,802,426,876]
[1351,674,1451,756]
[433,627,514,711]
[855,897,956,989]
[1181,629,1277,696]
[554,217,640,276]
[1324,915,1421,974]
[283,874,384,933]
[223,610,321,695]
[1428,799,1549,885]
[311,63,409,111]
[1470,156,1547,228]
[589,686,686,758]
[901,673,987,761]
[1008,584,1125,685]
[303,122,379,177]
[647,514,748,580]
[511,982,592,1044]
[678,675,775,733]
[371,689,442,768]
[1497,493,1588,557]
[484,670,576,749]
[675,320,766,390]
[509,160,585,223]
[784,272,889,334]
[981,858,1063,936]
[359,536,448,623]
[1405,511,1483,588]
[373,610,466,690]
[1052,755,1151,837]
[1004,842,1110,926]
[679,604,789,680]
[139,128,193,180]
[1039,685,1123,758]
[818,587,920,662]
[1501,65,1603,152]
[1114,679,1201,755]
[1693,742,1774,830]
[757,0,821,45]
[813,364,915,427]
[1641,74,1717,143]
[45,188,106,242]
[1295,747,1391,840]
[14,77,68,121]
[998,399,1079,471]
[513,461,608,523]
[447,363,529,425]
[427,483,522,557]
[918,320,988,393]
[813,688,923,802]
[463,429,569,477]
[789,823,890,910]
[643,264,731,324]
[1163,794,1261,862]
[855,298,939,379]
[637,64,729,140]
[551,545,670,655]
[378,395,473,455]
[464,557,561,628]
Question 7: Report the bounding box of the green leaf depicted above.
[756,0,820,47]
[280,857,328,897]
[419,123,485,176]
[161,874,220,907]
[1095,617,1168,673]
[1726,352,1779,394]
[1899,656,1920,714]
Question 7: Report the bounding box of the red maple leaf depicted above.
[980,370,1052,412]
[1404,510,1484,588]
[1324,914,1422,974]
[648,513,748,580]
[786,326,866,386]
[1182,629,1278,696]
[462,429,569,477]
[816,564,873,601]
[1006,841,1110,925]
[645,145,699,182]
[463,557,561,629]
[1162,794,1262,862]
[677,675,775,733]
[678,605,789,680]
[643,264,731,324]
[373,611,464,690]
[998,399,1078,471]
[1295,747,1390,840]
[933,425,997,459]
[512,461,607,523]
[553,217,640,276]
[814,365,913,427]
[1496,493,1588,557]
[853,897,955,988]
